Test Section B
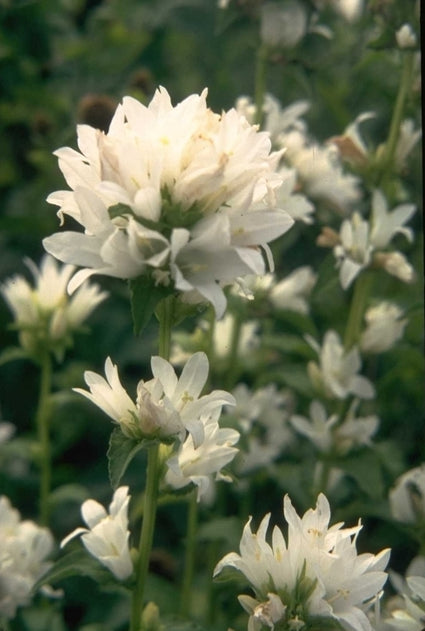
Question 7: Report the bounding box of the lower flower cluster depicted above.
[214,494,390,631]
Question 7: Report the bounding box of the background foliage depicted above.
[0,1,423,630]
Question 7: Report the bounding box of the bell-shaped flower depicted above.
[214,493,389,631]
[43,87,294,318]
[75,352,234,446]
[370,189,416,250]
[333,213,373,290]
[1,254,107,361]
[0,496,54,619]
[307,330,375,400]
[360,302,407,354]
[61,486,133,581]
[164,410,240,501]
[270,266,317,314]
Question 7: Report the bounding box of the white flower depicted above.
[61,486,133,581]
[385,574,425,631]
[291,400,338,452]
[307,330,375,400]
[333,213,373,289]
[335,399,379,453]
[164,410,239,501]
[74,352,235,445]
[375,251,415,284]
[214,493,389,631]
[0,496,54,619]
[330,0,363,22]
[395,119,422,171]
[229,384,293,474]
[283,130,362,211]
[236,94,309,146]
[43,87,294,318]
[1,254,107,360]
[396,24,417,49]
[0,422,15,445]
[370,190,416,250]
[270,266,317,314]
[260,1,308,49]
[275,167,315,225]
[389,465,425,525]
[361,302,407,354]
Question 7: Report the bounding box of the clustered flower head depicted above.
[43,87,294,317]
[75,351,234,446]
[236,93,362,213]
[61,486,133,581]
[1,254,107,361]
[214,493,390,631]
[227,383,294,474]
[0,496,54,620]
[75,352,239,501]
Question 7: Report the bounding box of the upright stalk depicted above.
[180,489,199,617]
[377,51,414,186]
[344,272,373,351]
[129,297,173,631]
[35,351,52,526]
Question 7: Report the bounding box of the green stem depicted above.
[225,312,242,390]
[157,295,173,360]
[344,272,373,351]
[254,44,268,127]
[377,51,414,186]
[180,489,199,617]
[129,299,172,631]
[314,458,331,497]
[35,351,52,526]
[130,444,160,631]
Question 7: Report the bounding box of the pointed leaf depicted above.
[32,549,115,594]
[107,427,150,489]
[129,276,173,335]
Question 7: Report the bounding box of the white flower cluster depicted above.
[228,383,294,474]
[75,352,239,501]
[333,190,416,289]
[307,330,375,400]
[291,399,379,455]
[0,496,54,620]
[61,486,133,581]
[1,254,107,360]
[214,493,390,631]
[237,93,361,213]
[43,87,294,318]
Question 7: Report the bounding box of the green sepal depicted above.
[129,275,174,336]
[31,549,118,595]
[107,427,154,490]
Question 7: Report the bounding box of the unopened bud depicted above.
[373,251,415,283]
[317,227,340,248]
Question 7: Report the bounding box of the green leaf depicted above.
[129,276,173,336]
[0,346,32,366]
[339,449,384,499]
[48,483,90,509]
[107,427,148,489]
[32,549,115,594]
[197,516,242,546]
